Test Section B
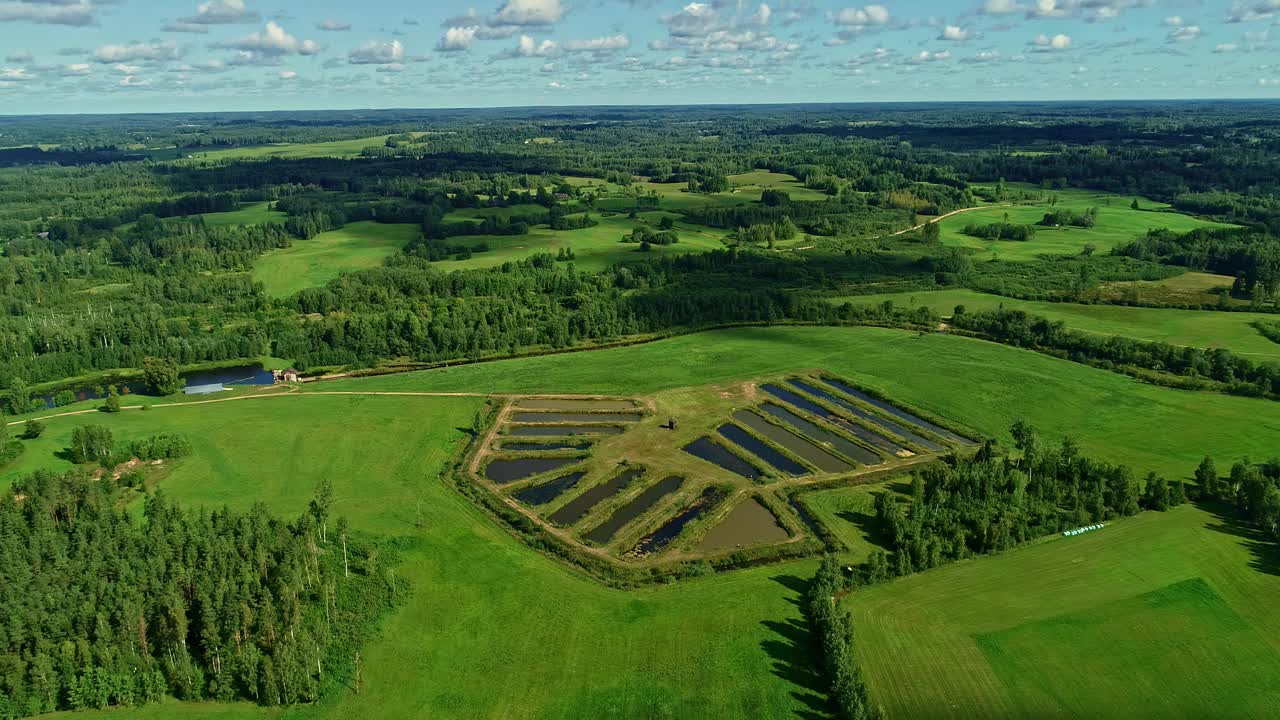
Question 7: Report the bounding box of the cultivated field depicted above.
[833,288,1280,358]
[182,133,422,161]
[939,185,1234,261]
[251,221,419,296]
[845,503,1280,719]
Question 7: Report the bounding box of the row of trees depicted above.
[952,308,1280,399]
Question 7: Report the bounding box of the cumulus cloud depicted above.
[1030,33,1072,50]
[563,34,630,52]
[437,26,477,51]
[493,0,564,26]
[0,67,35,82]
[511,34,557,57]
[831,4,890,28]
[213,22,321,59]
[278,69,296,79]
[94,41,182,64]
[349,39,404,64]
[1227,1,1280,23]
[939,26,971,42]
[181,0,257,25]
[0,1,97,27]
[317,19,351,31]
[1168,25,1202,42]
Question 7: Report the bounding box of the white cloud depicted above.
[349,39,404,64]
[493,0,564,26]
[981,0,1022,14]
[940,26,971,42]
[94,41,181,64]
[1030,33,1072,50]
[437,26,478,51]
[563,34,630,52]
[1163,16,1184,27]
[118,75,150,87]
[0,1,96,27]
[1168,26,1202,42]
[1214,43,1239,52]
[278,70,296,79]
[0,67,34,81]
[514,34,557,57]
[832,5,890,27]
[317,19,351,32]
[214,22,321,57]
[376,63,407,73]
[547,80,564,88]
[63,63,90,75]
[180,0,257,25]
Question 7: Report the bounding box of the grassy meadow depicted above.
[200,201,286,227]
[10,326,1278,719]
[183,134,418,161]
[845,503,1280,719]
[940,185,1234,261]
[832,288,1280,358]
[438,213,728,272]
[252,221,419,296]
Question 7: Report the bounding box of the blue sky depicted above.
[0,0,1276,113]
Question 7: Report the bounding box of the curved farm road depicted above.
[878,204,1011,240]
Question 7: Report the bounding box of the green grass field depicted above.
[846,504,1280,719]
[200,201,286,227]
[438,214,728,272]
[251,221,419,296]
[833,288,1280,358]
[941,186,1233,261]
[309,327,1277,478]
[14,326,1279,720]
[183,134,414,161]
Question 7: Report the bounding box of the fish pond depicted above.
[582,476,684,545]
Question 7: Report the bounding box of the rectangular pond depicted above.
[516,399,638,411]
[510,411,642,424]
[498,440,593,452]
[758,403,882,466]
[682,437,764,481]
[485,457,582,484]
[694,497,789,552]
[787,379,945,452]
[819,378,976,446]
[548,468,645,527]
[733,410,853,474]
[582,476,684,545]
[512,472,586,506]
[508,425,625,437]
[762,384,906,455]
[630,487,726,556]
[717,424,809,476]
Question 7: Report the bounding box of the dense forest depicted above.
[0,474,400,717]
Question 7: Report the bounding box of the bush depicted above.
[21,419,44,439]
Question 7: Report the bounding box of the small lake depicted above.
[485,457,581,484]
[819,378,976,446]
[510,412,642,424]
[683,437,763,480]
[548,468,644,527]
[733,410,853,474]
[788,379,944,452]
[512,472,586,506]
[516,399,638,411]
[694,498,789,552]
[583,476,684,545]
[758,403,882,466]
[37,363,274,408]
[498,440,593,452]
[717,424,809,476]
[630,487,726,555]
[508,425,625,437]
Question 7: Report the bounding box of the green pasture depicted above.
[183,134,419,161]
[251,221,418,297]
[16,326,1278,720]
[832,288,1280,358]
[942,186,1234,260]
[846,504,1280,719]
[307,326,1278,479]
[200,201,286,227]
[437,214,728,272]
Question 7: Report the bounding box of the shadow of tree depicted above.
[761,574,836,720]
[1198,500,1280,577]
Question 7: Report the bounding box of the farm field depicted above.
[9,326,1279,720]
[251,221,419,296]
[585,171,826,213]
[306,326,1278,480]
[832,288,1280,358]
[199,201,286,227]
[939,185,1234,260]
[439,214,728,272]
[182,133,416,161]
[845,503,1280,719]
